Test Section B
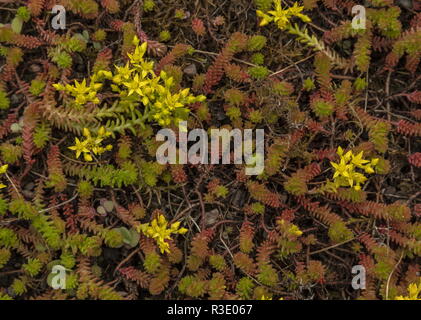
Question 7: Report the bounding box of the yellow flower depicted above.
[96,70,113,80]
[330,147,378,191]
[68,138,90,159]
[364,165,375,174]
[136,60,155,77]
[351,151,370,168]
[132,35,140,46]
[72,79,89,94]
[123,74,149,97]
[83,153,93,162]
[0,164,8,189]
[257,1,311,30]
[53,78,102,106]
[364,158,379,174]
[277,219,303,237]
[285,2,312,23]
[52,83,65,91]
[113,63,133,84]
[330,158,353,179]
[289,224,303,237]
[127,40,148,65]
[336,146,352,162]
[407,283,421,300]
[54,35,206,128]
[0,164,8,174]
[268,2,290,29]
[68,127,112,162]
[83,128,91,138]
[395,281,421,300]
[137,214,188,254]
[256,10,274,26]
[351,172,367,190]
[97,126,111,138]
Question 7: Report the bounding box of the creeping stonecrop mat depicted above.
[0,0,420,301]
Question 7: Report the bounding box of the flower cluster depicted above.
[68,127,113,162]
[105,37,206,127]
[54,36,206,127]
[0,164,8,189]
[395,281,421,300]
[256,1,311,30]
[53,77,102,106]
[330,147,379,191]
[137,214,188,254]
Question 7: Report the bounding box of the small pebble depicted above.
[29,64,42,73]
[97,206,107,216]
[205,208,219,226]
[184,64,197,76]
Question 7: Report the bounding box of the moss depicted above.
[0,91,10,110]
[248,66,270,79]
[159,30,171,42]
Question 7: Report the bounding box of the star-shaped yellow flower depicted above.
[68,138,90,160]
[285,2,312,23]
[351,151,370,168]
[330,158,353,179]
[113,63,133,84]
[257,1,311,30]
[123,74,149,96]
[127,40,148,64]
[73,79,90,95]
